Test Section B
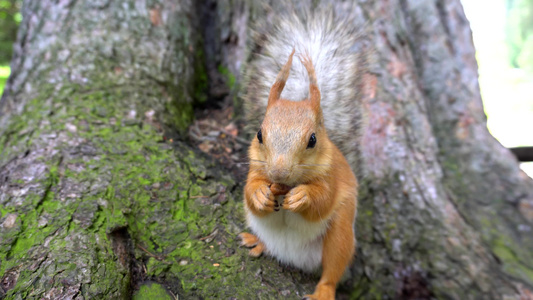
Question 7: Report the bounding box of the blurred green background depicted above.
[0,0,531,175]
[0,0,21,94]
[463,0,533,176]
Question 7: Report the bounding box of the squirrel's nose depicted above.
[268,168,290,183]
[269,156,291,183]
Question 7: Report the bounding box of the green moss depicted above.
[1,71,313,299]
[218,65,241,115]
[443,154,533,287]
[7,229,37,260]
[1,82,175,295]
[218,65,236,90]
[165,100,194,132]
[1,159,71,270]
[133,282,172,300]
[488,225,533,283]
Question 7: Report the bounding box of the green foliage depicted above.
[0,65,8,96]
[506,0,533,71]
[0,0,21,64]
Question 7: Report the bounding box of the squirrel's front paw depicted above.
[283,186,310,213]
[251,184,277,213]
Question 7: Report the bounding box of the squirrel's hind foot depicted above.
[238,232,266,257]
[302,283,335,300]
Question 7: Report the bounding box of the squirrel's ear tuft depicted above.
[267,48,295,108]
[308,84,321,111]
[298,51,321,109]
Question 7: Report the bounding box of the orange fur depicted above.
[242,52,358,300]
[243,171,276,217]
[238,232,266,257]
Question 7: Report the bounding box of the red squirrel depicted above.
[239,48,359,300]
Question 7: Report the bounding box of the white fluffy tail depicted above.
[244,2,368,169]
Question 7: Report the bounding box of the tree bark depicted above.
[1,0,532,300]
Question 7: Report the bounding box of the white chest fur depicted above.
[246,196,330,272]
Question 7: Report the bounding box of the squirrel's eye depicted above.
[307,133,316,149]
[257,129,263,144]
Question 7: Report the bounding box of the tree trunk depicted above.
[1,1,532,300]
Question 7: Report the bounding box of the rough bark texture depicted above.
[1,0,532,299]
[353,0,533,298]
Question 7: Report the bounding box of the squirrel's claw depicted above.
[252,184,276,213]
[283,187,310,213]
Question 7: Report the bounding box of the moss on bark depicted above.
[0,77,321,298]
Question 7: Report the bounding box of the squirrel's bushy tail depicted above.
[243,1,368,169]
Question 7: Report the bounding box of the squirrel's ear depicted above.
[298,52,321,110]
[308,83,321,110]
[267,48,295,108]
